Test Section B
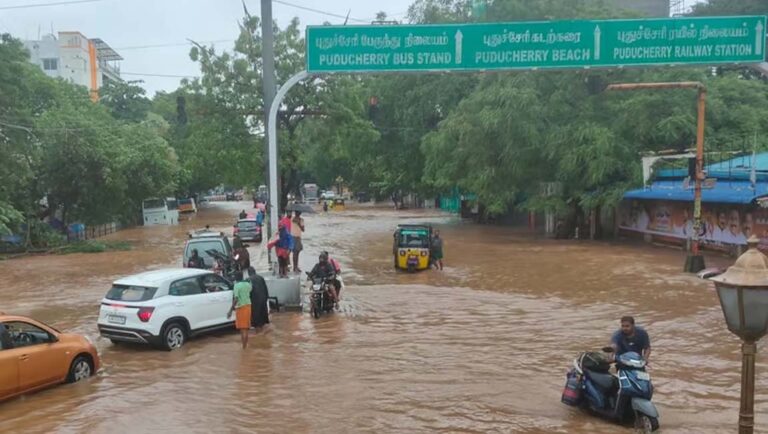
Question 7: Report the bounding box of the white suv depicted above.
[97,269,234,351]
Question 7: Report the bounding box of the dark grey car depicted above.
[234,219,262,242]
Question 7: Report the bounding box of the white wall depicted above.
[23,35,60,79]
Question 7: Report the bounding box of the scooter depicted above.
[562,348,659,433]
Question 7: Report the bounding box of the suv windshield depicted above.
[106,284,158,302]
[188,240,228,261]
[237,220,258,230]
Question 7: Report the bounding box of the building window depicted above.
[42,58,58,71]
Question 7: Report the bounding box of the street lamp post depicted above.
[710,235,768,434]
[606,81,707,273]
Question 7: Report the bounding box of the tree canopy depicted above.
[5,0,768,243]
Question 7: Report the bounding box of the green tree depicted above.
[99,79,152,122]
[689,0,768,16]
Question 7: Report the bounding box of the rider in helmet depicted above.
[308,252,339,307]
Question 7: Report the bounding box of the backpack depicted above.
[578,351,610,372]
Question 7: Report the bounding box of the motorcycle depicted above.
[562,347,659,433]
[206,249,240,282]
[305,273,335,319]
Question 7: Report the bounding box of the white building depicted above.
[23,31,122,101]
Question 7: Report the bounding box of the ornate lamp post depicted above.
[710,235,768,434]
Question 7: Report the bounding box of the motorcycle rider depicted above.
[324,250,342,298]
[610,316,651,362]
[308,252,339,308]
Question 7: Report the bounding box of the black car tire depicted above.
[66,355,93,383]
[160,322,186,351]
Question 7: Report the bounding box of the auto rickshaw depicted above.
[393,224,432,272]
[333,198,346,211]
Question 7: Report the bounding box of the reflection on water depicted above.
[0,202,759,433]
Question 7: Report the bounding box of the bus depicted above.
[178,197,197,213]
[142,197,180,226]
[303,183,318,204]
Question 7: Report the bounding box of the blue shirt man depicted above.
[611,316,651,360]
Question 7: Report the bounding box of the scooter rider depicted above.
[308,252,338,308]
[610,316,651,362]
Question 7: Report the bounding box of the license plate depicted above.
[636,371,650,381]
[107,314,126,325]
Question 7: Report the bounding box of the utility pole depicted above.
[607,81,707,273]
[261,0,276,262]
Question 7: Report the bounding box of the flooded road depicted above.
[0,201,763,433]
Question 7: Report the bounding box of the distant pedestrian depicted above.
[280,209,292,232]
[239,209,247,219]
[431,230,444,270]
[279,210,293,269]
[291,211,305,273]
[233,236,250,271]
[228,271,252,349]
[255,208,264,226]
[267,222,293,278]
[247,267,270,328]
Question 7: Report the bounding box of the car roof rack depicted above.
[188,230,225,239]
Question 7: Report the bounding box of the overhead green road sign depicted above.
[306,16,766,73]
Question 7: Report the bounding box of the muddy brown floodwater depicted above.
[0,201,764,433]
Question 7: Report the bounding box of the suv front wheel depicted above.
[160,322,186,351]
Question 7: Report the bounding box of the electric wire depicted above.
[0,0,109,11]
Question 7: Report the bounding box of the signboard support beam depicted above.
[268,70,309,243]
[607,81,707,273]
[261,0,277,268]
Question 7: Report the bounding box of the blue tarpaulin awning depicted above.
[623,180,768,204]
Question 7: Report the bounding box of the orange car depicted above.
[0,314,100,402]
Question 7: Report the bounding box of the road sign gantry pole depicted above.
[268,70,310,241]
[607,81,707,273]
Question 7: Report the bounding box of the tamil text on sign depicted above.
[306,16,766,73]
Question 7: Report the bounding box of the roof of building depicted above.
[624,180,768,204]
[656,153,768,181]
[90,38,123,61]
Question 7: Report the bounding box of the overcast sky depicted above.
[0,0,415,95]
[0,0,704,96]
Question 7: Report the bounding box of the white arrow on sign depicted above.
[756,20,764,56]
[594,25,601,60]
[455,30,463,64]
